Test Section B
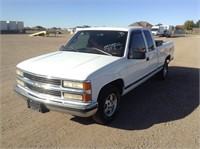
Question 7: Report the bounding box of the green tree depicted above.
[183,20,195,30]
[194,20,200,28]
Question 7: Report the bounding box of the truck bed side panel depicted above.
[157,41,174,67]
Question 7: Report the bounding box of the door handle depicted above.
[146,57,149,61]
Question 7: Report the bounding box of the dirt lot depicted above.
[0,34,199,149]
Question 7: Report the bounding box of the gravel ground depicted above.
[0,34,199,149]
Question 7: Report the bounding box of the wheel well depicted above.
[166,55,171,63]
[99,79,124,97]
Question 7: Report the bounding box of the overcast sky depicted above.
[1,0,199,28]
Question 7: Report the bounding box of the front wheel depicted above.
[92,85,120,124]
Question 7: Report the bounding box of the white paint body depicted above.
[15,27,174,117]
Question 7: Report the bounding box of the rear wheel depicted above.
[92,85,120,124]
[157,60,168,80]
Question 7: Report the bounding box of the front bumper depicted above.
[14,85,98,117]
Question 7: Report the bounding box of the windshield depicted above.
[62,30,128,57]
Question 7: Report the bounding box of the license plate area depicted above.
[27,99,49,113]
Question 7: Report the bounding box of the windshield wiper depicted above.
[66,46,79,52]
[90,48,112,56]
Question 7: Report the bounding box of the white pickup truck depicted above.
[14,27,174,124]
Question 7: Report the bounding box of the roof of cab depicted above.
[76,26,146,32]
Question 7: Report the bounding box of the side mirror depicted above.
[128,50,146,59]
[59,45,65,51]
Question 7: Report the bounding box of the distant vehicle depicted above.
[163,25,173,37]
[151,25,173,37]
[151,25,164,36]
[14,27,174,124]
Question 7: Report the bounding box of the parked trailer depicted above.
[151,25,173,37]
[29,31,47,37]
[151,25,164,36]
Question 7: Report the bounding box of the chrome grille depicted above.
[24,73,61,86]
[26,84,61,97]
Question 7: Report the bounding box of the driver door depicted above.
[124,30,150,91]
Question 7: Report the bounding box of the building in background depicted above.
[129,21,153,29]
[0,21,8,33]
[0,21,24,34]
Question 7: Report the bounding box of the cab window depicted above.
[129,30,146,53]
[144,30,155,51]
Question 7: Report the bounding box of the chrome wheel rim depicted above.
[104,93,118,117]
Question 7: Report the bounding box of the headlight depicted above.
[63,81,91,101]
[63,93,82,100]
[63,81,91,90]
[16,69,24,77]
[17,79,25,87]
[63,93,91,101]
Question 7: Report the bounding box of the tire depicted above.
[92,85,120,124]
[157,60,168,80]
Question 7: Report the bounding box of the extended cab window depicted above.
[129,30,146,52]
[144,30,155,51]
[63,31,128,57]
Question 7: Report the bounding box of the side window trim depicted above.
[141,30,149,53]
[128,29,147,53]
[143,30,155,52]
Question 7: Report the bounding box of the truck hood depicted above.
[17,51,120,80]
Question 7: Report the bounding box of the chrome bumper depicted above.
[14,85,98,117]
